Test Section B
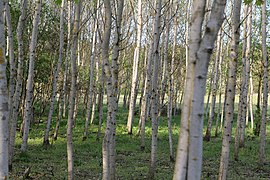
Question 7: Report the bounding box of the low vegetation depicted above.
[10,106,270,179]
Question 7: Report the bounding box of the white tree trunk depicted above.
[67,1,81,179]
[205,31,222,141]
[249,71,254,130]
[234,6,250,160]
[6,1,15,132]
[0,0,9,177]
[259,0,268,165]
[54,0,72,141]
[167,1,176,162]
[148,0,162,178]
[83,0,99,140]
[239,5,251,147]
[127,0,142,135]
[102,0,113,178]
[44,0,65,146]
[21,0,42,152]
[174,0,226,179]
[7,0,26,169]
[139,45,152,150]
[218,0,242,179]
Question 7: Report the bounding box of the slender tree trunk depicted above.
[215,50,224,137]
[259,0,268,165]
[204,30,223,141]
[148,0,162,178]
[6,0,15,134]
[167,1,176,162]
[174,0,226,179]
[218,0,242,179]
[54,0,72,141]
[107,1,124,178]
[67,1,81,179]
[234,5,251,160]
[44,0,65,146]
[140,44,153,150]
[84,0,99,140]
[239,5,251,147]
[249,71,254,130]
[90,92,97,124]
[102,1,113,179]
[8,0,27,169]
[127,0,142,135]
[0,0,9,177]
[21,0,42,152]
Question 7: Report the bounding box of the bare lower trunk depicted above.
[218,0,242,179]
[21,0,42,152]
[127,0,142,135]
[259,0,268,165]
[0,1,9,177]
[67,1,81,179]
[205,31,222,141]
[44,0,65,146]
[148,1,161,178]
[102,1,113,179]
[8,0,27,169]
[84,0,99,140]
[174,0,226,179]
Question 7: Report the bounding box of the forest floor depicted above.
[10,106,270,179]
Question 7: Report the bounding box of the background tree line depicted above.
[0,0,269,179]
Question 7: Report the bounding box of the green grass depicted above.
[10,106,270,179]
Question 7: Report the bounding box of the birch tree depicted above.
[44,0,65,146]
[148,0,162,178]
[204,30,223,141]
[9,0,27,165]
[83,0,99,140]
[218,0,242,179]
[67,0,81,179]
[127,0,142,135]
[234,5,251,160]
[174,0,226,179]
[54,0,72,141]
[259,0,268,165]
[5,0,15,132]
[0,0,9,177]
[21,0,42,152]
[7,0,26,169]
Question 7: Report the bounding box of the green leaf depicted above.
[55,0,62,5]
[244,0,253,5]
[255,0,263,5]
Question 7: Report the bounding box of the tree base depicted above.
[43,139,50,147]
[170,155,175,162]
[203,135,211,142]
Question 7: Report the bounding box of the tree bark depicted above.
[67,1,81,179]
[21,0,42,152]
[101,0,113,179]
[44,0,65,146]
[259,0,268,165]
[204,30,223,141]
[83,0,99,140]
[218,0,242,179]
[0,0,9,177]
[148,0,162,178]
[127,0,142,135]
[8,0,27,169]
[174,0,226,179]
[54,0,72,141]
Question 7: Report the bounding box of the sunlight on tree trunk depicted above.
[21,0,42,152]
[218,0,242,179]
